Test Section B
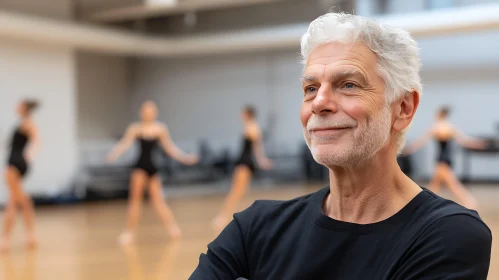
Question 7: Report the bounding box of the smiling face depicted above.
[300,41,393,168]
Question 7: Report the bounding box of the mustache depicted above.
[307,115,357,131]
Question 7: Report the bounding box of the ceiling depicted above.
[74,0,142,16]
[72,0,349,35]
[4,0,499,59]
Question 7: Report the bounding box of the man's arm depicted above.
[392,214,491,280]
[190,204,255,279]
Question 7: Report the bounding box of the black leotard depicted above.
[7,127,29,177]
[235,136,256,173]
[436,139,452,167]
[134,137,159,177]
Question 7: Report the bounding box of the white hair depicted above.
[300,12,422,153]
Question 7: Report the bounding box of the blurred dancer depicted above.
[107,101,198,245]
[405,106,486,209]
[212,106,273,230]
[1,100,40,251]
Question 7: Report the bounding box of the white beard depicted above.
[305,105,392,168]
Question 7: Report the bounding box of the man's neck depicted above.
[324,154,421,224]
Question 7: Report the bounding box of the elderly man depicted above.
[190,12,492,279]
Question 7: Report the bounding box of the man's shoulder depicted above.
[391,190,492,279]
[419,189,486,225]
[413,189,491,243]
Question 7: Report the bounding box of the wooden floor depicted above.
[2,183,499,280]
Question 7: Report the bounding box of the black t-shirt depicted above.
[190,187,492,279]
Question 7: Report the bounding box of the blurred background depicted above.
[1,0,499,279]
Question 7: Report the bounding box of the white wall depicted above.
[0,39,77,202]
[404,29,499,179]
[77,52,130,141]
[76,51,132,166]
[407,68,499,179]
[130,53,278,156]
[265,51,306,155]
[130,50,307,157]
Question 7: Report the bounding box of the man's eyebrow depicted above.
[331,70,368,85]
[300,75,318,84]
[301,70,369,85]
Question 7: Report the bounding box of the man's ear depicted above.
[393,90,419,132]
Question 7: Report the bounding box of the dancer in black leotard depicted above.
[437,139,452,166]
[405,106,486,209]
[134,137,160,176]
[8,128,30,177]
[212,106,273,230]
[107,101,199,245]
[235,136,256,174]
[1,100,40,251]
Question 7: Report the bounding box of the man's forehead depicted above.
[303,43,376,80]
[305,41,376,68]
